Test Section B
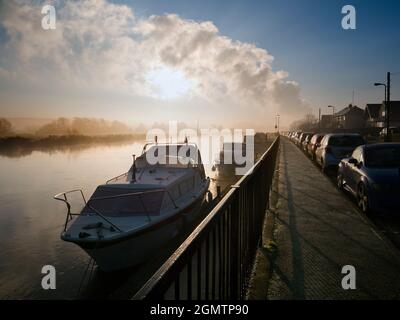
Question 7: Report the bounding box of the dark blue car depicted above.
[337,143,400,214]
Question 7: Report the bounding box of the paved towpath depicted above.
[263,138,400,299]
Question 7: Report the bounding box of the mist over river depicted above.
[0,140,227,299]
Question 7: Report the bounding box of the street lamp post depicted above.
[374,82,387,102]
[387,72,391,142]
[374,73,391,142]
[275,114,280,133]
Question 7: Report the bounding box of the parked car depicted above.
[297,132,313,148]
[379,127,400,142]
[301,133,314,152]
[292,132,302,143]
[337,143,400,214]
[315,133,365,173]
[307,134,325,160]
[295,133,303,145]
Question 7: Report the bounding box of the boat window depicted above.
[179,181,187,195]
[170,184,180,200]
[180,177,194,195]
[82,187,165,217]
[190,175,195,190]
[144,145,201,165]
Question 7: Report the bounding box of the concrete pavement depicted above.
[250,137,400,299]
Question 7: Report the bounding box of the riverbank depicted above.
[0,134,146,158]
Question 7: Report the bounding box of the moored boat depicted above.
[54,142,210,271]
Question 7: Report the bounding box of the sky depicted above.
[0,0,399,130]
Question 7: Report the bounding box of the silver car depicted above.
[315,133,365,173]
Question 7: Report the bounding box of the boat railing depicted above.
[106,172,129,184]
[54,188,180,233]
[133,135,280,300]
[53,189,88,232]
[141,142,200,155]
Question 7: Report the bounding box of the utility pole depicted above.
[386,72,391,142]
[318,108,321,131]
[328,105,335,129]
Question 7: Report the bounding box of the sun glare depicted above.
[147,66,194,99]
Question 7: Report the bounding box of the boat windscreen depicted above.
[82,187,165,217]
[144,145,201,165]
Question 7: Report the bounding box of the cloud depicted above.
[0,0,310,126]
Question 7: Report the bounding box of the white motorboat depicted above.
[212,142,247,177]
[54,142,210,271]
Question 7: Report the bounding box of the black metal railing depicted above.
[133,136,280,300]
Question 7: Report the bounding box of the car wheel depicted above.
[357,183,370,214]
[337,174,344,190]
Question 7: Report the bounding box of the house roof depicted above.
[335,105,364,117]
[365,104,381,119]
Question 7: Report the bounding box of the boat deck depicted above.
[107,166,194,187]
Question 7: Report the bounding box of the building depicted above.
[364,103,381,127]
[320,114,333,129]
[363,101,400,129]
[379,101,400,128]
[334,104,365,129]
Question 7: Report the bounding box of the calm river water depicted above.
[0,140,231,299]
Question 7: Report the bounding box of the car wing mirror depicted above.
[315,143,321,148]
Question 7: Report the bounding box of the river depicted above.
[0,140,236,299]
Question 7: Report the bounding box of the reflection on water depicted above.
[0,140,234,299]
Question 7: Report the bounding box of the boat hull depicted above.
[76,191,207,272]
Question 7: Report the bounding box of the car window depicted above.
[328,135,365,147]
[321,136,328,146]
[364,146,400,168]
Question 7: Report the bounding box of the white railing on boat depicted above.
[53,188,180,233]
[106,172,129,184]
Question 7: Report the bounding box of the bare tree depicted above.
[290,113,318,131]
[0,118,13,136]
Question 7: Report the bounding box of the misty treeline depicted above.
[0,118,13,136]
[35,117,133,136]
[0,117,134,137]
[290,114,319,131]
